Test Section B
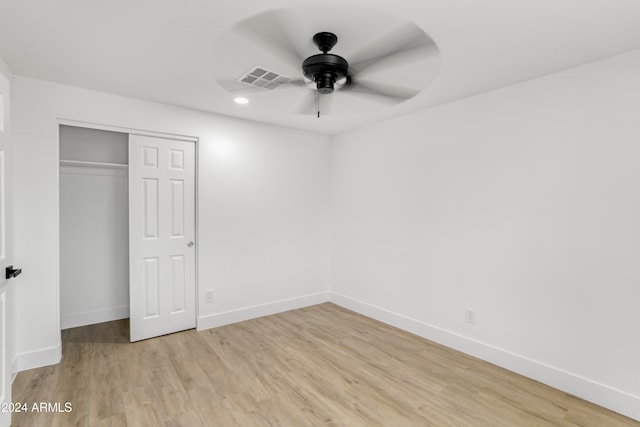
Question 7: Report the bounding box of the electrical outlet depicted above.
[205,289,214,304]
[465,308,476,324]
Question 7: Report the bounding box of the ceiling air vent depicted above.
[238,66,291,90]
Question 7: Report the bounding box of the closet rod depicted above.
[59,159,128,169]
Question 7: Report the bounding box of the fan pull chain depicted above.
[317,91,320,118]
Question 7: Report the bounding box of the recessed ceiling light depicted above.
[234,97,249,105]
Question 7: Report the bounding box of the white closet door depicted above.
[129,134,196,342]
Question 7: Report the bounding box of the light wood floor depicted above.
[12,303,640,426]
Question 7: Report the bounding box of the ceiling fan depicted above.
[220,13,435,117]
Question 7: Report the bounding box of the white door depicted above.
[129,134,196,342]
[0,66,14,427]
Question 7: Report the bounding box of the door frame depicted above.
[0,61,14,427]
[56,118,199,339]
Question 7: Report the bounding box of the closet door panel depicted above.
[143,178,159,239]
[170,255,186,314]
[170,179,185,238]
[129,134,196,342]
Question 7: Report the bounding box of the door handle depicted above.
[187,241,194,248]
[6,266,22,280]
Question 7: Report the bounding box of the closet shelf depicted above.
[59,160,128,169]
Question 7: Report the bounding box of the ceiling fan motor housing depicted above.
[302,32,348,94]
[302,54,349,94]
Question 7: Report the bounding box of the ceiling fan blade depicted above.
[216,77,264,94]
[296,90,318,115]
[342,79,419,104]
[286,78,309,88]
[296,91,334,117]
[217,77,308,94]
[348,23,434,74]
[234,10,306,68]
[320,93,334,117]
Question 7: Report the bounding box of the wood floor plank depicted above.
[11,303,640,426]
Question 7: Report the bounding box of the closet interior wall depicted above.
[59,125,130,329]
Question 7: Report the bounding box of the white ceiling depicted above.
[1,0,640,136]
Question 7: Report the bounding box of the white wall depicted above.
[59,165,129,328]
[59,125,128,164]
[330,50,640,420]
[12,77,331,369]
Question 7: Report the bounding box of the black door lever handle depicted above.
[6,266,22,280]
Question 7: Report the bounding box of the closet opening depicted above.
[59,125,130,330]
[59,123,198,341]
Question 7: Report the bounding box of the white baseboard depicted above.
[60,305,129,330]
[329,292,640,422]
[197,292,330,331]
[17,344,61,372]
